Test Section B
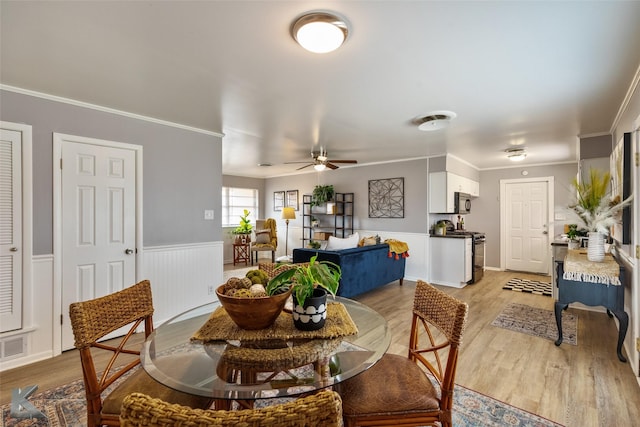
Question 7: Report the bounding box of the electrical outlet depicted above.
[207,285,215,295]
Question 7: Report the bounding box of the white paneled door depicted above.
[0,128,23,332]
[504,179,550,274]
[59,136,138,351]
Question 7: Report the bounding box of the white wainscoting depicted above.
[1,242,224,371]
[143,242,224,326]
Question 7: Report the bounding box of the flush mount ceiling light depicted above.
[292,12,349,53]
[505,147,527,161]
[416,111,457,131]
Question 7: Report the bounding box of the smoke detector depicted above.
[416,111,457,131]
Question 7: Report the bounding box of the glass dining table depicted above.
[141,296,390,407]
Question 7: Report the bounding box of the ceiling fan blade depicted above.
[326,163,339,170]
[296,164,314,170]
[327,159,358,164]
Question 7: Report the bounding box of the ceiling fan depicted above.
[285,147,358,171]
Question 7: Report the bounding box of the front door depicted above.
[503,179,551,274]
[57,134,139,351]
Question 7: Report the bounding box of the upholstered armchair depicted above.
[251,218,277,264]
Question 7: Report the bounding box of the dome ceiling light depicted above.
[416,111,457,131]
[292,12,349,53]
[505,147,527,161]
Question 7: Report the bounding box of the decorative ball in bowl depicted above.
[216,284,292,330]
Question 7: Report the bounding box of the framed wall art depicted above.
[273,191,285,211]
[286,190,299,210]
[368,177,404,218]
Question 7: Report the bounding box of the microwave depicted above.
[454,192,472,214]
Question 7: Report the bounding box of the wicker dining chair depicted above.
[120,389,343,427]
[69,280,212,427]
[336,280,469,427]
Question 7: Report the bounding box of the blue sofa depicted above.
[292,243,406,298]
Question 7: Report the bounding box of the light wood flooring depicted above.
[1,267,639,426]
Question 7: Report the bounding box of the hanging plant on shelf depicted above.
[311,185,334,207]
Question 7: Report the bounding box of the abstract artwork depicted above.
[368,177,404,218]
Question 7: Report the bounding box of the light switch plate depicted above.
[204,210,214,220]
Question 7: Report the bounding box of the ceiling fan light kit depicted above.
[505,147,527,161]
[292,12,349,53]
[416,111,457,131]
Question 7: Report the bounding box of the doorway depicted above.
[53,133,142,352]
[500,177,554,274]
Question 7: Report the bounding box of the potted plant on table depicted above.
[232,209,253,244]
[266,254,341,331]
[568,168,631,261]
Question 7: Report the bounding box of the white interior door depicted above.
[0,128,23,332]
[59,137,138,351]
[503,179,550,274]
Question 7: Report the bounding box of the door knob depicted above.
[125,248,134,255]
[10,247,18,252]
[542,231,548,235]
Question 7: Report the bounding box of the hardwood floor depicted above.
[1,267,638,426]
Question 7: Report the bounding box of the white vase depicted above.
[587,232,605,262]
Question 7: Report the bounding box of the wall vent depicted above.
[1,336,27,360]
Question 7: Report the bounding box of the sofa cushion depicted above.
[326,232,359,250]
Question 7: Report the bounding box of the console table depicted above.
[554,250,628,362]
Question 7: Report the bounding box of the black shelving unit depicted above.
[301,192,354,248]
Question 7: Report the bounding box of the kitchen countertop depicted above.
[430,233,470,239]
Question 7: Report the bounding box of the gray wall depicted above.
[580,134,612,159]
[264,159,430,234]
[474,163,578,267]
[1,89,222,254]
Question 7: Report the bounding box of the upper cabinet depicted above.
[429,171,480,213]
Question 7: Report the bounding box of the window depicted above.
[221,187,259,227]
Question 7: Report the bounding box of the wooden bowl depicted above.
[216,285,292,330]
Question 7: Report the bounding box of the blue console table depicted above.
[554,251,628,362]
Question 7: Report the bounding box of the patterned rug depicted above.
[1,371,564,426]
[492,302,578,346]
[503,278,553,297]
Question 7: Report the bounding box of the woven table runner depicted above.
[563,249,620,286]
[191,302,359,343]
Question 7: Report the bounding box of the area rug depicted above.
[492,302,577,345]
[1,372,563,426]
[503,278,553,297]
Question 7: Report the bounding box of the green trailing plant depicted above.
[311,185,334,207]
[309,240,321,249]
[232,209,253,234]
[266,254,341,306]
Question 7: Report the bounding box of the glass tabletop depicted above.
[141,296,390,400]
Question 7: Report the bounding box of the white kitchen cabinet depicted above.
[429,236,472,288]
[428,172,480,213]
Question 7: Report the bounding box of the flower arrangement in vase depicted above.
[567,168,631,261]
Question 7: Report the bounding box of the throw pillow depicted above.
[255,229,271,245]
[326,232,359,251]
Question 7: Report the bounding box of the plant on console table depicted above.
[266,255,341,331]
[232,209,253,244]
[568,168,631,261]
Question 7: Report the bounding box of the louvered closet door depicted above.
[0,129,22,332]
